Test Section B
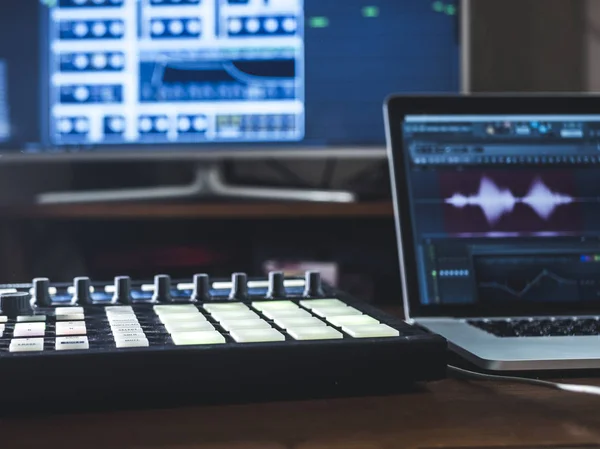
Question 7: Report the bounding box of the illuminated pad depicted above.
[153,305,198,314]
[115,337,149,348]
[105,306,135,316]
[17,315,46,322]
[202,303,249,313]
[56,321,87,336]
[288,326,343,341]
[14,322,46,337]
[56,307,84,315]
[56,336,89,351]
[262,308,312,320]
[326,315,379,327]
[210,310,259,322]
[158,312,207,324]
[164,321,215,333]
[299,299,346,309]
[56,313,85,321]
[311,306,363,318]
[230,328,285,343]
[252,301,299,311]
[9,338,44,352]
[55,307,85,321]
[219,319,271,332]
[0,316,6,323]
[342,324,400,338]
[273,316,326,329]
[171,331,226,346]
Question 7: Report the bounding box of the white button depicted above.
[219,319,271,332]
[153,304,198,313]
[105,305,133,312]
[56,313,85,321]
[105,307,134,315]
[107,317,139,325]
[13,322,46,337]
[110,325,143,333]
[115,337,149,348]
[209,310,259,322]
[300,299,346,309]
[262,309,312,320]
[56,336,89,351]
[202,303,249,312]
[273,316,326,329]
[171,331,226,346]
[342,324,400,338]
[252,301,299,311]
[311,306,362,318]
[56,321,86,336]
[56,307,84,315]
[0,316,7,323]
[164,321,215,333]
[10,338,44,352]
[288,326,343,341]
[0,324,5,332]
[230,328,285,343]
[326,315,380,327]
[17,315,46,322]
[112,330,146,339]
[158,313,206,324]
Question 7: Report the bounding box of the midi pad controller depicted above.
[0,271,446,412]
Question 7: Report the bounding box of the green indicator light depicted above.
[432,1,444,12]
[309,16,329,28]
[362,6,379,18]
[445,4,457,15]
[41,0,57,6]
[431,270,437,277]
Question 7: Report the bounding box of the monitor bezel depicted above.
[0,0,468,163]
[385,93,600,319]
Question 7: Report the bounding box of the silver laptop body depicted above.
[385,94,600,371]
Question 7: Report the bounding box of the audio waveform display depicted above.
[478,269,577,299]
[437,170,582,235]
[474,254,600,303]
[445,176,574,225]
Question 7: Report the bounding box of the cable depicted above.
[448,364,600,396]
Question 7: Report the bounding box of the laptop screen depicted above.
[401,114,600,308]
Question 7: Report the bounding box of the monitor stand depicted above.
[35,163,356,204]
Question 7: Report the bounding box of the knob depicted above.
[303,271,324,298]
[229,272,248,301]
[72,277,92,305]
[191,274,210,302]
[152,274,172,303]
[111,276,132,305]
[1,292,33,317]
[32,277,52,307]
[266,271,286,299]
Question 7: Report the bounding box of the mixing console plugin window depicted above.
[48,0,304,145]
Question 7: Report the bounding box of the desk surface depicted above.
[2,378,600,449]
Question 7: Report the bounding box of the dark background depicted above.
[0,0,591,306]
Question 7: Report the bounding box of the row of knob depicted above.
[25,271,324,307]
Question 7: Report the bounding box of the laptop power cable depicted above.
[448,364,600,397]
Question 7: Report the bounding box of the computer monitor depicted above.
[0,0,466,161]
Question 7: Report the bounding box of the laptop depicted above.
[384,94,600,371]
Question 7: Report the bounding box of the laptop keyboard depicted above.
[467,318,600,337]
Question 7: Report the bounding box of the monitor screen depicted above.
[401,114,600,307]
[1,0,461,156]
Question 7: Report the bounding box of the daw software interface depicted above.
[402,115,600,306]
[0,0,460,153]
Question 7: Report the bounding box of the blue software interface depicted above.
[0,0,460,151]
[401,114,600,306]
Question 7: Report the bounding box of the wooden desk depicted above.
[2,378,600,448]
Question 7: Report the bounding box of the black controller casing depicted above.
[0,279,447,413]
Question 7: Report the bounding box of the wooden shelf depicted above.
[0,201,394,219]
